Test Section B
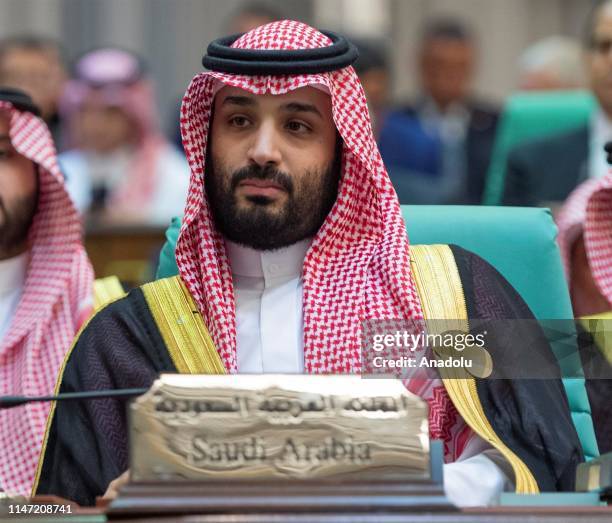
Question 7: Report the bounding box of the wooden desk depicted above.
[4,495,610,522]
[120,508,612,523]
[85,223,167,287]
[6,507,612,522]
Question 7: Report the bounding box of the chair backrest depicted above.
[155,207,599,459]
[403,205,598,459]
[483,90,596,205]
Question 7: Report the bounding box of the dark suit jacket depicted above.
[502,126,589,206]
[379,99,499,204]
[464,102,500,204]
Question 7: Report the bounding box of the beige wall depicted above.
[314,0,593,104]
[0,0,595,124]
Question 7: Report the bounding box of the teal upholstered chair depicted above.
[155,206,599,460]
[483,90,596,205]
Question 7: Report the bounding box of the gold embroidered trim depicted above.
[34,276,224,495]
[141,276,225,375]
[579,311,612,365]
[93,276,125,310]
[410,244,539,494]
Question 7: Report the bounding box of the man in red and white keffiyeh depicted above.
[0,88,94,496]
[35,21,583,508]
[556,165,612,454]
[176,22,486,497]
[557,171,612,317]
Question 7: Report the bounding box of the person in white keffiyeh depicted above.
[34,21,583,508]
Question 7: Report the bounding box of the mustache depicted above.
[230,164,294,194]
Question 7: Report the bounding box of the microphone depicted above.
[0,388,148,409]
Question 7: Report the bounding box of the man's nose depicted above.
[247,122,282,167]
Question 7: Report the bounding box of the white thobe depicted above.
[225,239,513,506]
[0,252,28,344]
[590,109,612,180]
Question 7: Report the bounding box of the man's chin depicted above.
[238,197,286,214]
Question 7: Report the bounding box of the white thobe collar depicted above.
[0,251,28,297]
[0,251,29,342]
[590,109,612,179]
[225,238,311,284]
[224,238,312,374]
[85,146,134,188]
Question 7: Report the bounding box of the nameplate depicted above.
[129,375,430,482]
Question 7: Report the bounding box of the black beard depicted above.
[0,190,37,256]
[206,150,341,251]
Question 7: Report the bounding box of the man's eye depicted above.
[0,149,11,159]
[229,116,250,128]
[286,121,310,133]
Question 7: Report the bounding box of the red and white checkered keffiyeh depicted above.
[176,20,473,461]
[557,171,612,306]
[0,102,94,495]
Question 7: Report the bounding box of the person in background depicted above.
[557,173,612,319]
[0,36,67,148]
[172,1,284,150]
[228,1,283,34]
[0,88,95,496]
[517,36,585,91]
[378,18,498,204]
[59,48,189,225]
[503,1,612,206]
[556,157,612,454]
[351,38,391,139]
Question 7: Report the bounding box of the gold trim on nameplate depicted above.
[93,275,125,310]
[130,375,429,483]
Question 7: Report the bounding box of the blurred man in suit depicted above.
[503,1,612,206]
[352,38,391,139]
[378,18,498,204]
